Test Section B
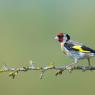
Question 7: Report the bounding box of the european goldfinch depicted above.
[55,33,95,66]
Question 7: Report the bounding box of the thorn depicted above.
[29,60,33,65]
[29,60,35,68]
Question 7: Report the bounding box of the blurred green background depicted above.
[0,0,95,95]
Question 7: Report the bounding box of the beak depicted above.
[54,36,58,40]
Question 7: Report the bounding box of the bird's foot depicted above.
[66,63,75,73]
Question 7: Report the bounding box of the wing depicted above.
[64,41,95,53]
[72,45,95,53]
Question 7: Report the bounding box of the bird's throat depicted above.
[60,42,69,55]
[60,43,64,51]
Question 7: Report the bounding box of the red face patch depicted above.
[57,33,64,42]
[57,33,64,37]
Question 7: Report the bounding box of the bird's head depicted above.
[55,33,70,43]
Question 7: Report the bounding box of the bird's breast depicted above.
[62,47,70,56]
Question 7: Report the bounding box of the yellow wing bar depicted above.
[72,45,90,53]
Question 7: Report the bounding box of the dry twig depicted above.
[0,60,95,79]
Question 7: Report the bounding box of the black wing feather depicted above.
[81,46,95,53]
[64,43,95,53]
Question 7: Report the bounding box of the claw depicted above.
[66,63,75,73]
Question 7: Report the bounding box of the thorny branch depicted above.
[0,60,95,79]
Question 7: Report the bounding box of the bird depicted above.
[55,33,95,66]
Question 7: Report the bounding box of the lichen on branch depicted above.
[0,60,94,79]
